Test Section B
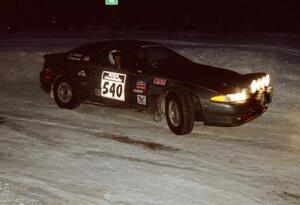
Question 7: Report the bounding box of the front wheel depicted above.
[165,90,194,135]
[53,76,80,109]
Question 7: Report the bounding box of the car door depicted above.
[121,47,153,110]
[88,46,153,109]
[87,47,130,106]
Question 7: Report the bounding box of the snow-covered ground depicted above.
[0,32,300,204]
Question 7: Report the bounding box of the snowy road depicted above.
[0,33,300,204]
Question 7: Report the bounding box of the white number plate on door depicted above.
[101,71,127,101]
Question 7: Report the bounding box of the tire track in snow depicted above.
[96,133,179,152]
[1,113,179,153]
[85,151,200,173]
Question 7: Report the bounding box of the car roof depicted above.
[70,40,162,54]
[83,40,161,49]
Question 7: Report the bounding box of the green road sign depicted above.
[105,0,119,6]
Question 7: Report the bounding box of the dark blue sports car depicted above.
[40,40,273,135]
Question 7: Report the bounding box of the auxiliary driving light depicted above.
[250,74,270,93]
[250,80,258,93]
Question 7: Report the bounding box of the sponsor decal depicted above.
[68,53,82,61]
[153,77,167,86]
[137,94,147,105]
[136,80,146,90]
[83,56,90,62]
[101,71,127,101]
[77,70,86,77]
[103,72,125,83]
[133,89,144,94]
[68,56,81,61]
[95,88,101,96]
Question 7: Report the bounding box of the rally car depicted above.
[40,40,273,135]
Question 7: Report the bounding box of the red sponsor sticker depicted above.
[153,77,167,86]
[83,56,90,62]
[136,80,146,90]
[133,89,144,94]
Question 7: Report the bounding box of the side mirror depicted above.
[134,60,146,74]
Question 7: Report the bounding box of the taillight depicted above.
[42,70,53,81]
[44,73,52,81]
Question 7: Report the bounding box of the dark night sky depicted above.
[0,0,299,32]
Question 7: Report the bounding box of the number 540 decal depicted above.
[101,71,127,101]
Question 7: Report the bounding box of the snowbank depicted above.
[0,51,45,83]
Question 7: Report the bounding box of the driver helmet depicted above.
[108,49,122,65]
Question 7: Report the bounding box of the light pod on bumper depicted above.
[263,74,270,87]
[250,80,258,93]
[250,74,271,93]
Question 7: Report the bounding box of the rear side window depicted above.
[67,44,105,65]
[69,44,96,54]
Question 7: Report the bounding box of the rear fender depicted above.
[50,74,63,99]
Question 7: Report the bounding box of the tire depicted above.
[165,90,195,135]
[53,76,80,109]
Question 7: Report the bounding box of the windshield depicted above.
[143,46,191,65]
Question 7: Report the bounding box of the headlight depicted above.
[256,78,261,89]
[227,92,249,102]
[250,80,258,93]
[264,74,270,87]
[210,92,249,103]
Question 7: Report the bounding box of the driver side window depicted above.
[107,49,123,70]
[122,49,146,74]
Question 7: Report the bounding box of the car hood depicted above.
[158,62,245,93]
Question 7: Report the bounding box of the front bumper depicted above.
[203,87,273,126]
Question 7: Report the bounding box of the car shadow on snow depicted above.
[277,191,300,204]
[97,132,179,152]
[0,117,6,124]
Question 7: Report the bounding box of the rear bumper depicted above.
[203,88,272,126]
[40,70,54,92]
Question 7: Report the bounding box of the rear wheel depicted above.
[53,77,80,109]
[165,90,194,135]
